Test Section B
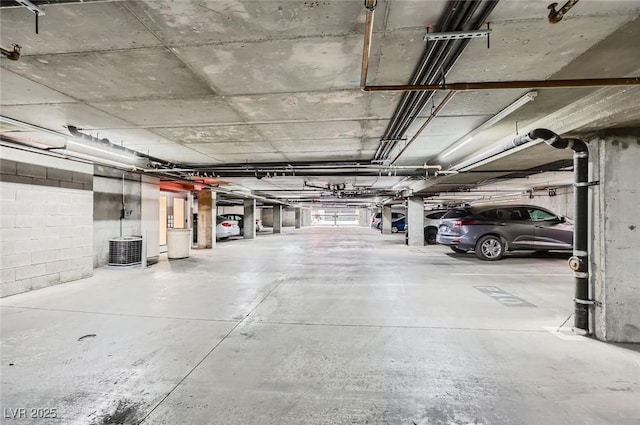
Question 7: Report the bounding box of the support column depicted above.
[358,208,369,226]
[294,208,301,229]
[407,196,424,246]
[243,199,256,239]
[590,131,640,342]
[273,205,283,233]
[197,190,216,249]
[381,205,392,234]
[302,208,312,226]
[186,192,194,233]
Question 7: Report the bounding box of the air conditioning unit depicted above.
[108,236,142,266]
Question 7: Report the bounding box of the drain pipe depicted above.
[518,128,590,332]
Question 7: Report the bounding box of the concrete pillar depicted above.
[197,190,216,248]
[302,209,312,226]
[294,208,301,229]
[261,207,273,227]
[186,192,194,242]
[407,197,424,246]
[381,205,392,234]
[590,132,640,342]
[358,208,369,226]
[243,199,257,239]
[273,205,283,233]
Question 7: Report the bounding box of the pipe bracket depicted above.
[575,298,601,307]
[574,180,599,187]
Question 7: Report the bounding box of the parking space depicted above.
[2,227,638,424]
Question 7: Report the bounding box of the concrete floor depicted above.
[1,227,639,425]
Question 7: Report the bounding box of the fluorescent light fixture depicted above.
[440,91,537,159]
[442,137,473,158]
[15,0,45,15]
[66,139,139,162]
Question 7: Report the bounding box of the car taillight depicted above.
[454,219,477,227]
[221,222,232,227]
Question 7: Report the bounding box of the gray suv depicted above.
[436,204,573,261]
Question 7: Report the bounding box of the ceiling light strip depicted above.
[440,91,537,159]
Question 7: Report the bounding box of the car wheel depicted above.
[376,222,382,230]
[450,246,467,254]
[424,227,437,245]
[475,235,505,261]
[391,226,398,233]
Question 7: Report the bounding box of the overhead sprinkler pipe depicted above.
[519,128,590,332]
[360,0,377,90]
[363,77,640,92]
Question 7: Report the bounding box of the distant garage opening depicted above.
[311,208,360,227]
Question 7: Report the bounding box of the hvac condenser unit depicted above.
[108,236,142,266]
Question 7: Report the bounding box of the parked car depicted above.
[391,217,406,233]
[371,212,405,229]
[216,215,241,240]
[220,214,262,234]
[423,209,448,245]
[436,204,573,261]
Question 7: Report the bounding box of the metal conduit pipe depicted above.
[378,0,499,161]
[389,91,457,163]
[389,0,485,141]
[380,0,461,142]
[364,77,640,92]
[392,0,499,141]
[525,128,590,333]
[383,0,478,144]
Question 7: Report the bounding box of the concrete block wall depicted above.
[261,207,295,227]
[218,205,243,215]
[93,167,142,268]
[0,147,93,297]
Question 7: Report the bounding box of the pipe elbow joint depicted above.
[529,128,559,144]
[529,128,588,155]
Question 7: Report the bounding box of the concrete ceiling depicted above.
[1,0,639,207]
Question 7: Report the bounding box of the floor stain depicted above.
[94,400,142,425]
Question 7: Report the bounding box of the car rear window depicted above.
[479,209,498,219]
[443,209,469,219]
[426,211,446,219]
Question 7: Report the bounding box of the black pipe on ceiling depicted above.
[388,0,481,140]
[375,0,499,162]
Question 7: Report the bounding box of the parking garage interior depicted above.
[1,1,639,424]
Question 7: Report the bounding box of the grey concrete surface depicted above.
[1,227,639,424]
